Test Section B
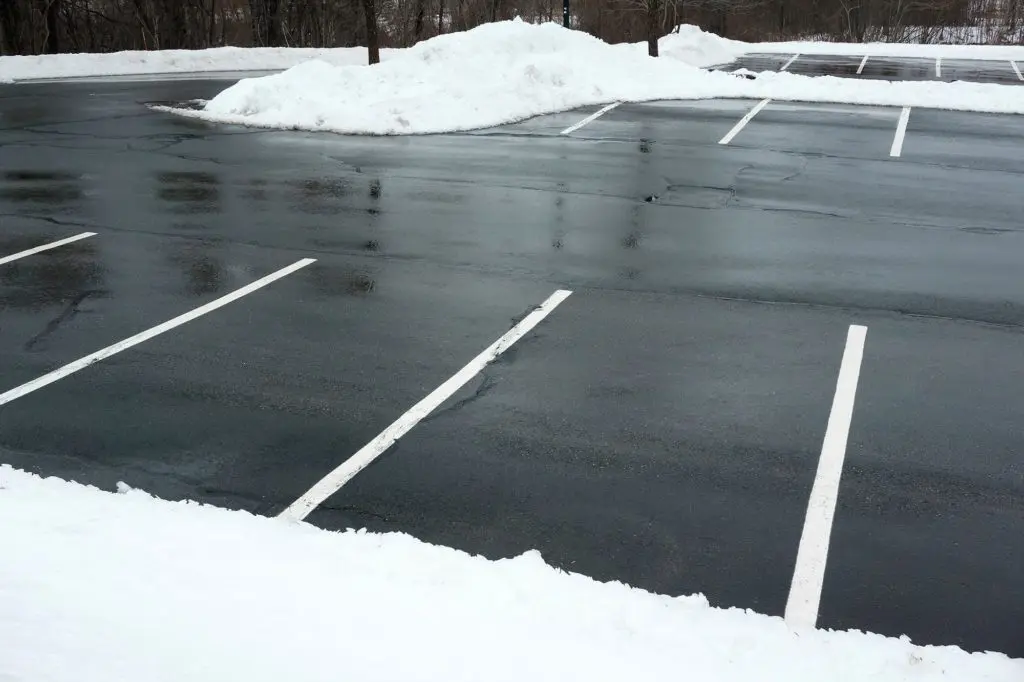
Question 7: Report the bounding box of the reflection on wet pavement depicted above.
[306,264,377,296]
[165,241,227,297]
[0,234,105,312]
[156,171,221,214]
[0,170,85,209]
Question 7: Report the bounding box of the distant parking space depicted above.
[938,57,1022,83]
[900,107,1024,173]
[720,100,900,159]
[784,53,865,77]
[858,55,937,80]
[723,52,1024,85]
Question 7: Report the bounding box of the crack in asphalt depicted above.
[23,288,106,352]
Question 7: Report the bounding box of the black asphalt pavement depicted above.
[0,78,1021,658]
[725,52,1024,84]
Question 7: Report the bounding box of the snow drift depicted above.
[190,20,1024,135]
[0,464,1020,682]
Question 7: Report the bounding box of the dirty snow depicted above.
[0,465,1020,682]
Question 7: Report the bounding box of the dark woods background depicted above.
[1,0,1021,60]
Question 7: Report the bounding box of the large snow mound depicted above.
[0,464,1021,682]
[191,20,1024,135]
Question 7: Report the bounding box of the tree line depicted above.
[1,0,1020,60]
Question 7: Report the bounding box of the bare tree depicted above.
[363,0,380,62]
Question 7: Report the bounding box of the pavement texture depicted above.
[0,74,1022,658]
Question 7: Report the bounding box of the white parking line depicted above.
[1012,61,1024,81]
[560,102,621,135]
[279,289,573,522]
[780,53,800,71]
[718,98,771,145]
[935,56,942,78]
[890,106,911,158]
[857,55,869,75]
[0,258,315,407]
[0,232,97,267]
[785,324,868,630]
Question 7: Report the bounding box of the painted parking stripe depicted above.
[785,324,868,629]
[0,258,315,407]
[718,98,771,145]
[935,57,942,78]
[780,53,800,71]
[560,102,621,135]
[890,106,911,158]
[856,55,869,75]
[1012,61,1024,81]
[279,289,573,522]
[0,232,96,267]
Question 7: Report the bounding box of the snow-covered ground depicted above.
[0,45,396,84]
[0,464,1019,682]
[177,20,1024,135]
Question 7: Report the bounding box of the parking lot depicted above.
[1,69,1022,657]
[723,52,1024,84]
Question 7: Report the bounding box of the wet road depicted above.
[0,79,1022,657]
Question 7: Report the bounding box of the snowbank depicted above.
[188,20,1024,135]
[0,45,393,84]
[0,465,1019,682]
[657,24,748,67]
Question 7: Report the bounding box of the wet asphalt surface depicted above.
[726,52,1024,84]
[0,70,1022,658]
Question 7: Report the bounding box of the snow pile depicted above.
[190,20,1024,134]
[0,45,392,83]
[0,465,1021,682]
[196,21,728,134]
[656,24,747,67]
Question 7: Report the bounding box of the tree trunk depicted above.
[250,0,281,46]
[363,0,380,64]
[413,0,426,42]
[45,0,61,53]
[0,0,23,55]
[437,0,444,34]
[646,0,659,57]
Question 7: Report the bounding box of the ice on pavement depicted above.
[188,20,1024,135]
[1,465,1020,682]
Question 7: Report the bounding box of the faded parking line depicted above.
[0,232,96,266]
[890,107,911,157]
[0,258,315,406]
[560,102,622,135]
[718,98,771,145]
